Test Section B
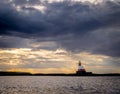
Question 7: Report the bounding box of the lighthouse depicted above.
[76,61,86,75]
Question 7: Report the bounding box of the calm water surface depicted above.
[0,76,120,94]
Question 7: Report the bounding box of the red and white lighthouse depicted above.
[76,61,86,75]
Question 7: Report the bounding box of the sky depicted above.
[0,0,120,74]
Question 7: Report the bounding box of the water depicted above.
[0,76,120,94]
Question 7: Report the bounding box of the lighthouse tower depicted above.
[76,61,86,75]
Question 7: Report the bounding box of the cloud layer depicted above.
[0,0,120,57]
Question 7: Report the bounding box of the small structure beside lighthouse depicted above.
[76,60,86,75]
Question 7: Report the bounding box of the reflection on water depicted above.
[0,76,120,94]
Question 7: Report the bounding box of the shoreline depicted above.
[0,71,120,76]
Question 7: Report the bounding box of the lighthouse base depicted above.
[76,70,93,76]
[76,70,86,75]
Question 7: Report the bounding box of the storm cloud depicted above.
[0,0,120,57]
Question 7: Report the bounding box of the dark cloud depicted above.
[0,36,32,48]
[59,28,120,57]
[0,0,120,57]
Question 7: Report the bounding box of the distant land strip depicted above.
[0,71,120,76]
